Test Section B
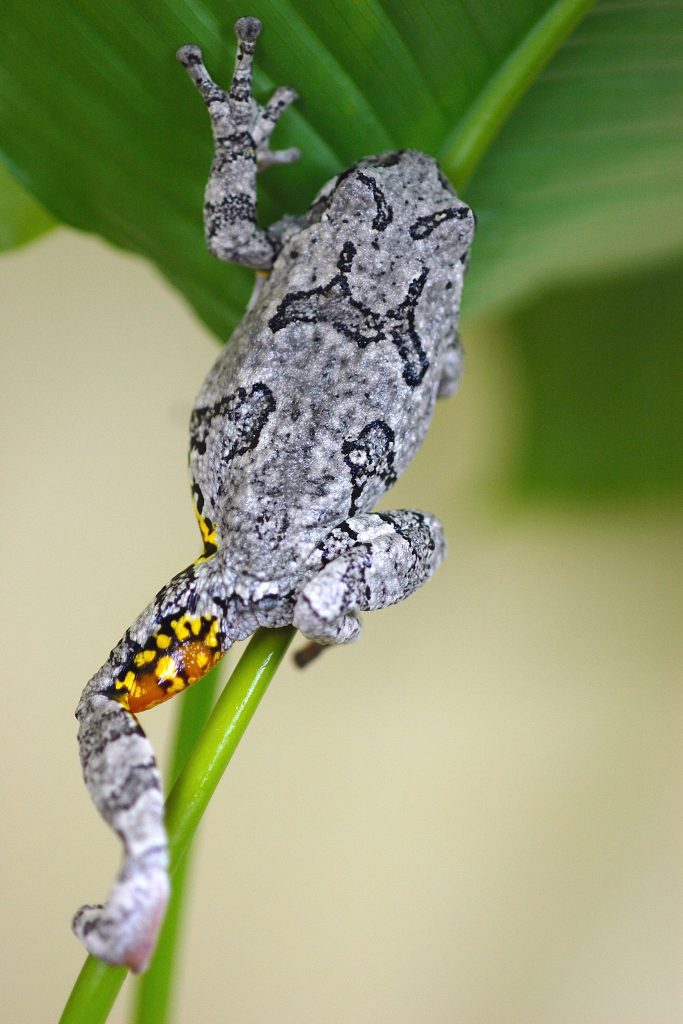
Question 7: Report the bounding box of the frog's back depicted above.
[190,151,474,578]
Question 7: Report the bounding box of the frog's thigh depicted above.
[294,510,446,645]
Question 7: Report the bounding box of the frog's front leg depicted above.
[294,511,446,645]
[177,17,299,270]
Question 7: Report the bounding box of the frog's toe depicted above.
[72,861,169,973]
[234,15,262,42]
[258,147,300,171]
[176,43,202,67]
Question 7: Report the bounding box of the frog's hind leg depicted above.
[72,693,168,973]
[293,511,446,645]
[177,17,299,269]
[73,559,230,970]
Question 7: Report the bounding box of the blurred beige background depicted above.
[1,229,681,1023]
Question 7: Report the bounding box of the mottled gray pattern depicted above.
[72,16,474,972]
[190,151,473,575]
[72,694,169,972]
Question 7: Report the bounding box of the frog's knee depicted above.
[293,579,362,646]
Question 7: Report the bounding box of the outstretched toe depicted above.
[234,16,262,42]
[253,85,300,152]
[72,861,169,973]
[176,44,226,105]
[258,146,300,171]
[176,43,203,67]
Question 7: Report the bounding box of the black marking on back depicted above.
[365,151,405,169]
[190,382,276,459]
[306,154,405,224]
[356,171,393,231]
[269,243,430,386]
[409,205,471,240]
[342,420,397,514]
[337,240,356,274]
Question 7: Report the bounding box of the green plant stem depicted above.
[163,625,294,862]
[440,0,597,191]
[59,626,295,1024]
[132,664,222,1024]
[59,959,127,1024]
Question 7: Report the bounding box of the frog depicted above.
[72,15,475,973]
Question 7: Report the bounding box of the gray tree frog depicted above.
[72,16,475,972]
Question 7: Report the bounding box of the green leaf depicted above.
[0,0,630,340]
[463,0,683,315]
[0,161,54,251]
[505,257,683,498]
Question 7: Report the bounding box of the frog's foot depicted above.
[177,19,298,168]
[177,19,299,268]
[294,510,446,645]
[72,852,169,974]
[72,694,169,972]
[293,640,327,668]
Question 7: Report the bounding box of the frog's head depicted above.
[310,149,475,260]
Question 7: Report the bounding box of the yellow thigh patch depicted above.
[115,614,223,713]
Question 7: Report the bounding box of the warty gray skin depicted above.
[72,16,475,973]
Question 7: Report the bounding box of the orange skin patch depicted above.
[126,640,222,712]
[116,615,223,713]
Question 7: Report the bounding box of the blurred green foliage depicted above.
[509,257,683,498]
[0,163,54,250]
[0,0,681,499]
